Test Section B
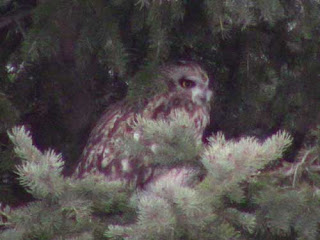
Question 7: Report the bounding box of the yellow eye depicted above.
[180,78,196,88]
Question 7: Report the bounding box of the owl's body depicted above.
[74,62,212,186]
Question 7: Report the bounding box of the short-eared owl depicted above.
[74,61,212,186]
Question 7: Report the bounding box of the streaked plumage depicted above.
[74,61,212,186]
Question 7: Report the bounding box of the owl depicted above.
[74,61,212,187]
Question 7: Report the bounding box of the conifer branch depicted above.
[292,149,311,187]
[8,126,65,198]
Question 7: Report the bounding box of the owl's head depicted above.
[161,61,213,106]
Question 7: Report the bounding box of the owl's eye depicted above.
[179,78,196,88]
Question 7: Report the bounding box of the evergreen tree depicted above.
[1,0,320,239]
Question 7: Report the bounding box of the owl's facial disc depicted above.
[191,85,212,105]
[178,75,212,105]
[164,62,212,105]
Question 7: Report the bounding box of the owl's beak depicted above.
[193,88,213,105]
[206,90,213,103]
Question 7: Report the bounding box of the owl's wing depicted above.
[74,101,136,179]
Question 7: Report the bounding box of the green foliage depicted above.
[2,0,320,157]
[200,130,292,205]
[1,126,134,240]
[204,0,284,38]
[120,110,202,168]
[126,62,167,109]
[105,113,317,240]
[8,126,64,198]
[2,115,320,239]
[105,112,316,240]
[255,187,320,240]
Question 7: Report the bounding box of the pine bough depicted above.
[1,113,320,240]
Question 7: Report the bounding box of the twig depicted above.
[14,19,26,39]
[292,149,311,188]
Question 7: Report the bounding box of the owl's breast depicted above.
[141,92,210,136]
